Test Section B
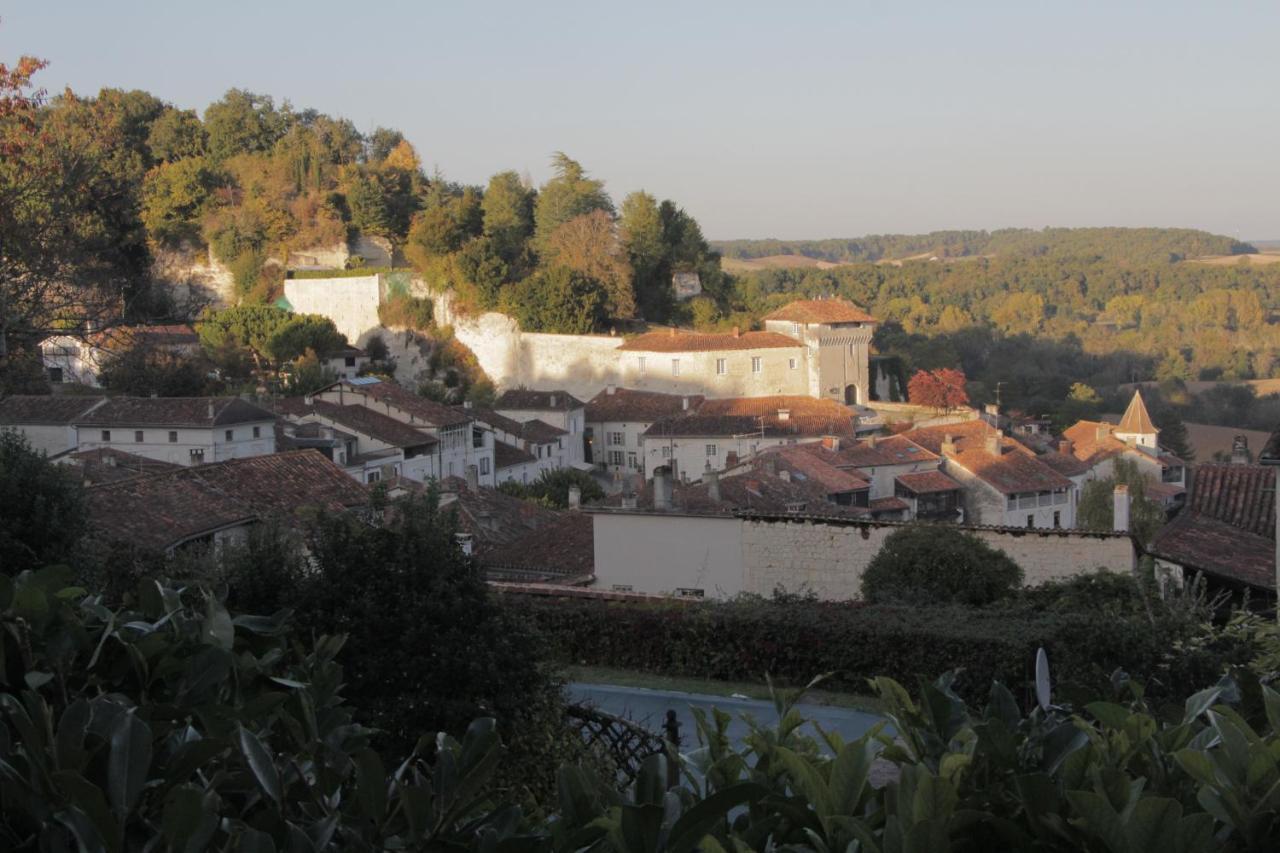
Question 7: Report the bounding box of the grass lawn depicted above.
[562,665,883,714]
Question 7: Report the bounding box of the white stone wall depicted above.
[284,276,384,344]
[74,422,275,466]
[5,424,78,457]
[643,433,822,480]
[592,512,744,596]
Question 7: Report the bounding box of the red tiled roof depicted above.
[1149,512,1274,591]
[835,435,938,468]
[290,399,437,448]
[1116,391,1159,436]
[895,470,963,494]
[479,512,594,580]
[906,420,1072,494]
[494,439,536,469]
[77,397,276,428]
[1038,450,1093,478]
[325,380,471,427]
[762,298,877,325]
[439,477,565,552]
[870,496,910,512]
[1062,421,1132,466]
[616,329,800,353]
[1186,463,1275,538]
[0,395,107,425]
[85,450,369,552]
[753,446,870,494]
[493,389,585,411]
[66,447,182,485]
[644,396,856,439]
[586,388,705,423]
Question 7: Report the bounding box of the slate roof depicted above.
[324,379,471,427]
[65,447,182,485]
[585,388,705,423]
[644,396,857,439]
[494,440,536,469]
[478,512,595,580]
[0,395,107,425]
[77,397,276,428]
[1148,464,1275,590]
[493,389,585,411]
[895,470,964,494]
[762,298,878,325]
[85,450,369,552]
[616,329,801,353]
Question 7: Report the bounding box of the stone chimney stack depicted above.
[606,384,616,395]
[1058,439,1073,456]
[567,485,581,509]
[682,396,690,410]
[986,430,1004,456]
[1096,423,1110,442]
[822,435,840,451]
[705,469,721,502]
[1113,484,1131,533]
[466,464,479,493]
[866,434,877,449]
[549,394,557,408]
[653,465,673,511]
[732,326,741,339]
[941,434,957,456]
[1231,435,1250,465]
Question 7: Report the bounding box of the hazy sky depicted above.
[4,1,1278,240]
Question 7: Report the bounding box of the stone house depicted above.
[457,402,568,483]
[275,397,440,484]
[493,389,588,468]
[324,345,370,380]
[1061,391,1187,508]
[0,396,108,455]
[74,397,277,466]
[585,386,705,476]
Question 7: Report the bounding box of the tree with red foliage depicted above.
[907,367,970,411]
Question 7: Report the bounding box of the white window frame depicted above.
[716,358,726,375]
[706,444,718,457]
[671,358,680,377]
[751,356,762,373]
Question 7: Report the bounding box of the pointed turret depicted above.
[1115,390,1159,449]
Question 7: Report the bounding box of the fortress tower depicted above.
[761,298,878,405]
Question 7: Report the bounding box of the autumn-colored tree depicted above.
[532,153,613,252]
[543,210,635,318]
[907,368,969,411]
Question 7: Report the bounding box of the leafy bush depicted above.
[861,524,1024,606]
[377,292,434,330]
[0,431,85,574]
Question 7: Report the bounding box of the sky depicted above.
[4,1,1278,241]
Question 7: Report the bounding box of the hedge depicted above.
[501,594,1199,704]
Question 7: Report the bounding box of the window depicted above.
[473,427,485,449]
[189,448,204,462]
[134,430,144,443]
[100,430,111,442]
[751,356,762,373]
[706,444,718,457]
[788,358,797,370]
[252,426,261,439]
[627,451,638,469]
[224,429,234,441]
[48,367,63,383]
[637,357,646,374]
[612,584,634,592]
[344,356,356,367]
[608,450,625,466]
[1053,511,1061,528]
[661,446,672,459]
[1026,515,1034,529]
[537,445,543,459]
[671,358,680,376]
[168,431,178,443]
[608,431,625,446]
[716,358,726,375]
[479,457,490,475]
[367,469,381,483]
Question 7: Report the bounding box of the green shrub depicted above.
[378,293,434,330]
[861,524,1024,605]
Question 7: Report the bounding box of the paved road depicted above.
[567,682,885,754]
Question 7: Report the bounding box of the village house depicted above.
[308,377,496,485]
[73,397,277,466]
[1149,463,1276,597]
[324,345,370,380]
[1061,391,1187,508]
[584,386,705,476]
[83,450,370,555]
[40,324,201,387]
[492,389,589,469]
[905,420,1077,529]
[457,402,568,483]
[0,395,108,456]
[275,397,440,484]
[640,395,858,479]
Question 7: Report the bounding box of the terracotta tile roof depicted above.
[439,478,565,552]
[644,396,857,439]
[905,421,1073,494]
[455,405,524,436]
[1149,513,1274,591]
[603,468,869,517]
[753,446,870,494]
[1146,481,1187,503]
[1186,463,1275,538]
[85,450,369,552]
[903,419,1003,454]
[493,389,585,411]
[1117,390,1159,436]
[762,298,877,325]
[895,470,963,494]
[1038,450,1093,478]
[0,395,107,425]
[478,512,594,580]
[834,435,938,468]
[290,400,436,449]
[616,329,800,353]
[870,496,910,513]
[327,379,471,427]
[586,388,706,423]
[1061,419,1183,468]
[77,397,276,428]
[65,447,182,485]
[494,439,536,469]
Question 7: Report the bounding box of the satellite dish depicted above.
[1035,647,1052,711]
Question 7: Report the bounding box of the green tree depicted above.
[99,344,213,397]
[482,170,535,265]
[543,210,635,318]
[265,314,346,364]
[140,156,216,245]
[346,170,393,238]
[1077,457,1168,544]
[203,88,288,163]
[455,236,509,308]
[146,106,207,162]
[532,152,613,252]
[620,190,670,319]
[499,265,608,334]
[522,468,603,508]
[282,348,338,394]
[0,431,85,574]
[861,524,1024,605]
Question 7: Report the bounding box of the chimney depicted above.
[549,394,557,408]
[941,434,957,456]
[464,400,473,409]
[866,434,877,449]
[732,326,740,338]
[207,401,215,419]
[705,469,721,502]
[1231,435,1250,465]
[986,430,1003,456]
[779,469,791,482]
[777,408,791,422]
[1058,439,1073,456]
[1096,423,1110,442]
[567,485,581,509]
[822,435,840,451]
[606,384,616,396]
[466,464,479,493]
[669,326,677,337]
[1113,484,1131,533]
[103,453,117,467]
[725,450,739,467]
[304,393,314,405]
[682,396,690,410]
[653,466,673,510]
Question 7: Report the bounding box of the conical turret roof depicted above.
[1117,390,1158,436]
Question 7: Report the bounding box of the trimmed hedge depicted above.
[502,594,1195,703]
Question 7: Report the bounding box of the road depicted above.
[567,682,886,754]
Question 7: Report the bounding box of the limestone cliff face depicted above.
[150,244,235,311]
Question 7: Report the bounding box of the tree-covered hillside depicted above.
[713,227,1256,264]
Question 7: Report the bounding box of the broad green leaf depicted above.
[107,710,152,818]
[203,595,234,650]
[161,784,206,851]
[1065,790,1127,853]
[1174,749,1218,787]
[830,736,880,814]
[237,725,281,804]
[666,782,768,853]
[1125,798,1181,852]
[354,747,387,821]
[53,770,120,853]
[1086,702,1131,730]
[1182,685,1223,725]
